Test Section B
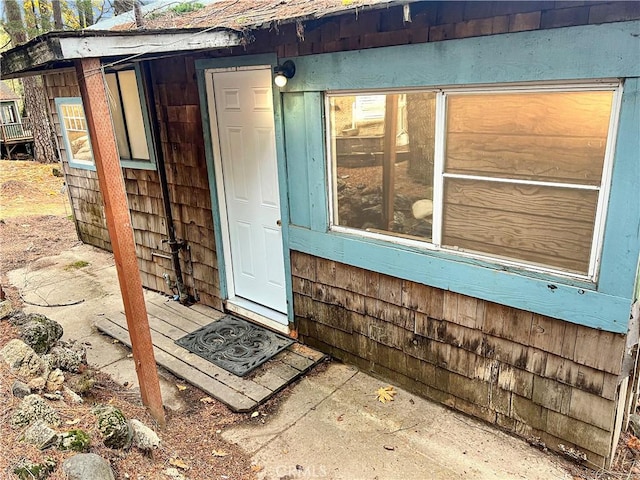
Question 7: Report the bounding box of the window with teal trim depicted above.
[328,83,621,280]
[55,97,94,171]
[104,66,156,170]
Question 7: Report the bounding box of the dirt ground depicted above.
[1,160,639,479]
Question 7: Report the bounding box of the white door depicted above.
[209,67,287,318]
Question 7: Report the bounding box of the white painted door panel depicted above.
[211,68,286,314]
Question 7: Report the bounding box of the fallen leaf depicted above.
[337,414,344,422]
[176,384,187,391]
[251,465,263,473]
[112,339,119,344]
[251,411,260,418]
[169,458,190,470]
[376,386,397,403]
[65,419,80,425]
[383,445,395,451]
[212,449,229,457]
[627,435,640,451]
[200,396,215,404]
[126,353,133,358]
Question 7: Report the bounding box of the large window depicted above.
[328,84,620,279]
[104,66,156,170]
[55,97,94,170]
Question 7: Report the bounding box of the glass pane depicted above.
[105,72,131,160]
[330,92,436,241]
[59,101,93,163]
[445,91,613,184]
[118,70,150,161]
[442,178,599,274]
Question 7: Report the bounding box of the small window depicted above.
[328,84,620,279]
[104,66,156,170]
[55,97,94,170]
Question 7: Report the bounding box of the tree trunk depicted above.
[4,0,58,163]
[52,0,64,29]
[23,76,58,163]
[406,93,436,184]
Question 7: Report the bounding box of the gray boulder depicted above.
[0,339,46,377]
[62,453,115,480]
[63,386,84,404]
[12,380,31,398]
[11,394,61,428]
[131,419,160,451]
[22,420,59,450]
[629,413,640,437]
[93,405,132,449]
[17,313,63,354]
[42,341,87,373]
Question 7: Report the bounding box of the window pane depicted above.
[105,72,131,160]
[59,100,93,163]
[442,90,614,274]
[445,91,613,184]
[331,92,436,241]
[442,178,599,273]
[118,70,150,161]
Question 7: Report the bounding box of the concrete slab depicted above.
[224,366,572,480]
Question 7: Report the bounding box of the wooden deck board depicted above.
[95,300,327,412]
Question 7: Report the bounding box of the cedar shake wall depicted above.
[291,251,626,467]
[44,71,111,251]
[198,1,640,59]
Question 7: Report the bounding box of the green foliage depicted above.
[13,458,56,480]
[65,260,90,270]
[58,429,91,451]
[170,2,205,14]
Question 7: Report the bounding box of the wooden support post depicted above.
[75,58,165,428]
[382,94,399,231]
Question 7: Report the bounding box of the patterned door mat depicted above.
[175,315,294,376]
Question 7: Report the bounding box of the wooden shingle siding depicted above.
[44,71,111,252]
[292,251,625,467]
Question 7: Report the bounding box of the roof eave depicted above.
[1,28,242,79]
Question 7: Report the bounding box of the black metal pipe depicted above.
[140,60,188,303]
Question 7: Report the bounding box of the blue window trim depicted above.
[280,20,640,333]
[55,97,95,171]
[105,64,157,171]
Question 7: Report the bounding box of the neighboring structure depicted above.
[2,0,639,468]
[0,81,33,159]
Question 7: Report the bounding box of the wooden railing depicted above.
[0,117,33,143]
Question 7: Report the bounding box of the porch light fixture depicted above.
[273,60,296,87]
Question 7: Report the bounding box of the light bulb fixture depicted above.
[273,60,296,88]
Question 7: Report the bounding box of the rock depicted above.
[0,339,46,377]
[130,419,160,451]
[163,468,187,480]
[17,313,63,354]
[0,299,13,320]
[629,413,640,437]
[28,376,47,391]
[12,380,31,398]
[22,420,59,450]
[42,341,87,373]
[13,458,56,480]
[411,199,433,219]
[62,453,115,480]
[93,405,132,449]
[63,386,84,404]
[67,369,96,395]
[46,368,65,392]
[11,394,61,428]
[58,429,91,452]
[43,393,63,401]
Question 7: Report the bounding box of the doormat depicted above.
[175,315,294,377]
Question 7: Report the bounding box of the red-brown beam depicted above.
[75,58,165,427]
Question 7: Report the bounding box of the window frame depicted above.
[103,63,157,171]
[55,97,95,171]
[326,82,623,282]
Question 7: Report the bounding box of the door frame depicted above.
[196,54,293,333]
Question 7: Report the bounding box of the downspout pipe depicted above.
[140,60,189,304]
